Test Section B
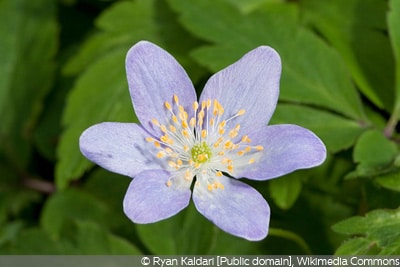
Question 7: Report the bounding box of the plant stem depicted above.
[268,228,312,255]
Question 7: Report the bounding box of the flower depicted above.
[79,41,326,241]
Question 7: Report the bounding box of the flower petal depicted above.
[79,122,165,177]
[123,170,191,223]
[199,46,281,133]
[235,124,327,180]
[126,41,197,136]
[193,174,270,241]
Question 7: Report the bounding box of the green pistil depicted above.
[191,142,212,163]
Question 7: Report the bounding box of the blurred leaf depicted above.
[168,0,366,121]
[64,0,201,77]
[40,189,111,238]
[57,0,202,190]
[348,129,398,179]
[375,170,400,192]
[83,169,130,216]
[302,0,394,111]
[333,208,400,255]
[271,104,366,153]
[0,221,24,248]
[225,0,282,14]
[0,162,42,226]
[56,50,134,189]
[1,228,75,254]
[0,0,58,168]
[269,173,302,210]
[136,203,214,254]
[34,81,70,161]
[83,169,138,238]
[388,0,400,113]
[334,238,380,255]
[354,130,397,167]
[1,222,140,254]
[137,203,263,254]
[65,220,141,254]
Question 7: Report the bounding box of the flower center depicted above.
[191,142,212,164]
[145,94,264,191]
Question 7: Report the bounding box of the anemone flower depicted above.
[79,41,326,241]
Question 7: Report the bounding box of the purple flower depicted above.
[79,41,326,241]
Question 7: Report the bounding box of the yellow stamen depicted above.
[164,101,172,110]
[237,109,246,116]
[169,125,176,132]
[255,145,264,151]
[193,101,199,111]
[201,129,207,138]
[173,94,179,104]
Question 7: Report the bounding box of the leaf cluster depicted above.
[1,0,400,255]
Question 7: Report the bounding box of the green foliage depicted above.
[0,0,58,169]
[333,208,400,255]
[1,0,400,255]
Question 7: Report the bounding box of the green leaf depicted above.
[136,203,215,254]
[375,169,400,192]
[56,50,134,189]
[168,0,366,121]
[0,162,42,226]
[302,0,394,111]
[225,0,281,14]
[66,220,141,254]
[353,129,397,172]
[40,189,111,238]
[136,203,263,254]
[1,228,76,254]
[269,173,302,210]
[388,0,400,113]
[333,208,400,255]
[57,0,203,189]
[271,104,366,153]
[334,238,380,255]
[1,222,140,254]
[0,0,58,168]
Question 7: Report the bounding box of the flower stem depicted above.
[268,228,312,255]
[384,104,400,138]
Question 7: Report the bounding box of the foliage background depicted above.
[1,0,400,255]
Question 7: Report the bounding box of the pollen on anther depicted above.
[189,117,196,128]
[255,145,264,151]
[166,180,172,187]
[160,125,167,133]
[164,101,172,110]
[173,94,179,104]
[153,141,161,148]
[169,125,176,132]
[237,109,246,116]
[192,101,199,111]
[201,129,207,138]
